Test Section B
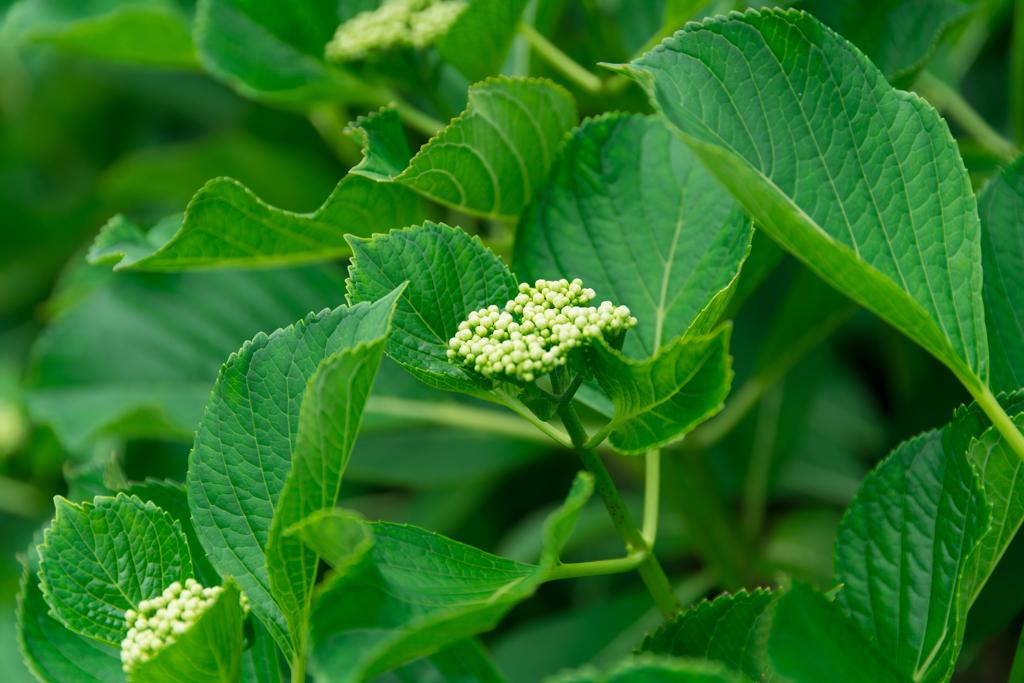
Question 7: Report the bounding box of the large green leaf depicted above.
[638,589,777,683]
[17,548,125,683]
[514,112,752,361]
[38,494,193,646]
[546,655,751,683]
[2,0,197,68]
[265,324,392,658]
[351,78,577,221]
[88,175,422,271]
[194,0,367,104]
[130,581,245,683]
[833,428,990,683]
[347,221,519,397]
[299,472,594,682]
[977,157,1024,395]
[27,263,346,449]
[620,8,989,397]
[589,325,732,454]
[186,287,403,658]
[435,0,530,83]
[767,584,902,683]
[794,0,979,85]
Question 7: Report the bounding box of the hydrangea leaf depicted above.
[130,581,245,683]
[346,221,519,398]
[515,113,752,361]
[265,322,393,659]
[344,106,413,182]
[26,262,346,450]
[977,157,1024,395]
[194,0,368,105]
[2,0,197,68]
[373,77,577,221]
[767,584,902,683]
[795,0,980,85]
[17,547,124,683]
[619,8,989,397]
[546,654,752,683]
[590,324,732,455]
[38,494,193,647]
[833,427,990,683]
[435,0,530,83]
[301,472,593,682]
[638,589,778,683]
[386,639,506,683]
[88,174,422,271]
[186,286,404,658]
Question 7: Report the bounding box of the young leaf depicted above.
[27,263,347,449]
[358,77,577,221]
[833,428,990,683]
[515,113,752,360]
[265,327,392,658]
[767,583,902,683]
[977,156,1024,394]
[620,8,989,396]
[795,0,979,85]
[298,472,594,682]
[187,287,403,658]
[39,494,193,646]
[130,581,245,683]
[3,0,197,68]
[435,0,530,83]
[88,174,422,271]
[346,221,519,397]
[17,549,125,683]
[548,654,752,683]
[344,107,413,182]
[638,589,778,683]
[589,324,732,454]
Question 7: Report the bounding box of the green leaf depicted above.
[435,0,530,83]
[345,107,413,182]
[88,173,423,271]
[186,287,404,658]
[514,112,752,360]
[130,581,245,683]
[833,427,990,683]
[378,639,507,683]
[638,589,777,682]
[589,324,733,455]
[767,584,902,683]
[194,0,367,104]
[621,8,989,396]
[265,315,393,658]
[794,0,979,85]
[126,479,220,588]
[300,472,594,682]
[2,0,197,68]
[39,493,193,646]
[346,221,519,397]
[27,263,347,449]
[17,549,125,683]
[361,77,577,221]
[977,156,1024,395]
[546,654,752,683]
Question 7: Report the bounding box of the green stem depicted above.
[391,97,446,138]
[642,449,660,547]
[1013,0,1024,146]
[308,105,363,167]
[364,396,553,444]
[291,652,305,683]
[683,376,764,451]
[519,23,604,94]
[914,70,1019,162]
[972,384,1024,464]
[741,381,783,539]
[492,386,574,449]
[546,551,647,580]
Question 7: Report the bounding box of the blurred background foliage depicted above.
[0,0,1021,681]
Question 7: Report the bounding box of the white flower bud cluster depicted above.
[446,278,637,382]
[325,0,466,62]
[119,579,243,673]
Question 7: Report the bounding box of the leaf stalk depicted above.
[972,384,1024,465]
[914,70,1019,162]
[518,23,604,94]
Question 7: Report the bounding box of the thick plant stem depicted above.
[291,652,306,683]
[973,384,1024,464]
[643,449,660,547]
[519,23,604,94]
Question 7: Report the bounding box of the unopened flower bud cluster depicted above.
[447,278,637,382]
[325,0,466,62]
[120,579,246,673]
